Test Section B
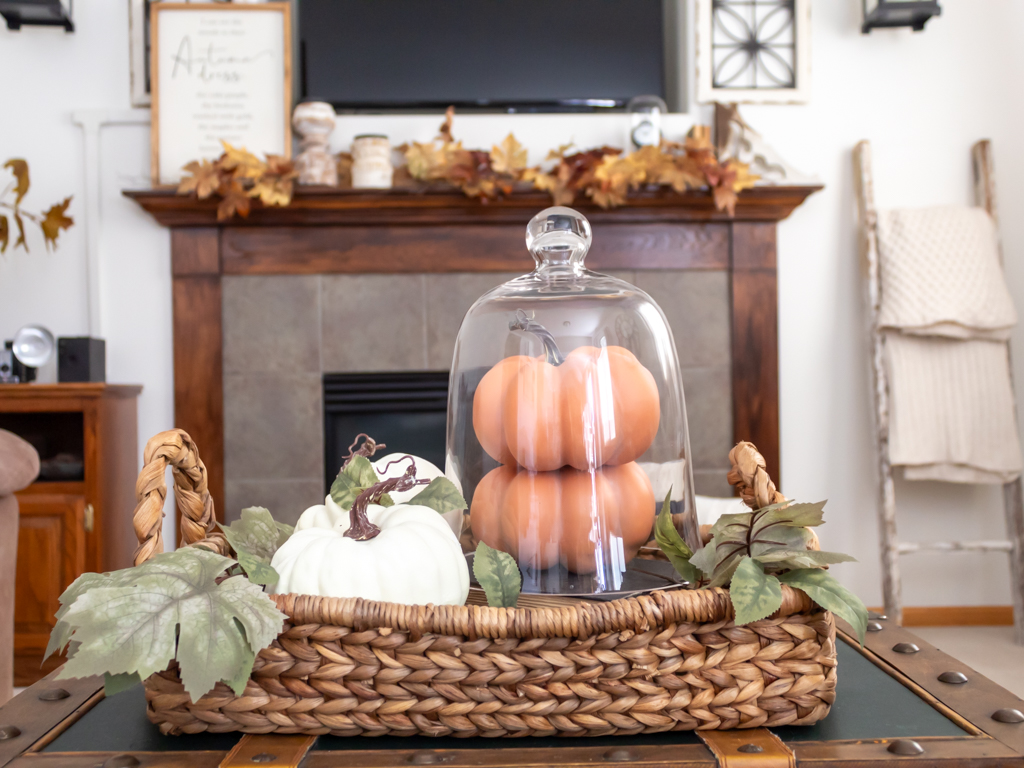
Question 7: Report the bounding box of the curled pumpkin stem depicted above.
[343,433,385,467]
[509,309,565,366]
[345,455,429,541]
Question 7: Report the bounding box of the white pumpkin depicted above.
[295,453,464,538]
[271,501,470,605]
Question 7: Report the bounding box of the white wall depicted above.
[0,0,1021,607]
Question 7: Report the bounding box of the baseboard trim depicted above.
[867,605,1014,626]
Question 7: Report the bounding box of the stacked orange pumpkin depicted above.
[469,338,661,575]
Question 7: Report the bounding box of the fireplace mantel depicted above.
[127,185,821,519]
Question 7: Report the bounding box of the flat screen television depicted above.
[298,0,667,112]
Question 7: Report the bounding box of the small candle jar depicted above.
[351,134,393,189]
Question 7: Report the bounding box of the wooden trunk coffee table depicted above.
[0,617,1021,768]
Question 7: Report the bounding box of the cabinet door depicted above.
[15,494,86,653]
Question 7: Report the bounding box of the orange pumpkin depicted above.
[470,462,655,574]
[472,346,660,471]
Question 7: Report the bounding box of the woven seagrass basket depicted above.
[132,430,837,737]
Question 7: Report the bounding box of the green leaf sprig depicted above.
[331,452,468,518]
[217,507,294,586]
[47,548,286,701]
[473,542,521,608]
[653,490,700,584]
[686,500,868,642]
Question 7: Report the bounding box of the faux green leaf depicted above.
[473,542,521,608]
[46,571,136,661]
[103,671,141,696]
[779,568,869,643]
[236,550,279,586]
[751,501,827,537]
[330,455,382,510]
[409,477,468,515]
[755,549,856,569]
[654,490,700,583]
[56,548,286,702]
[688,539,719,576]
[220,507,291,561]
[729,556,783,625]
[749,524,814,560]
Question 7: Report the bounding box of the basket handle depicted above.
[132,429,230,566]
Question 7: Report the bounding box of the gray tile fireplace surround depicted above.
[222,271,734,524]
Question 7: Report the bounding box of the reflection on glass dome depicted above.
[446,206,699,594]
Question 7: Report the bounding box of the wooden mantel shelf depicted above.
[124,184,822,228]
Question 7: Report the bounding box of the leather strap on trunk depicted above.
[699,728,796,768]
[219,734,317,768]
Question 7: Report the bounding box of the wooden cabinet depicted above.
[0,384,141,686]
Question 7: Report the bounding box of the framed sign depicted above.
[150,2,292,185]
[695,0,811,104]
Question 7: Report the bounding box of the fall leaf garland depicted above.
[400,110,759,214]
[176,110,759,218]
[177,141,298,222]
[0,159,74,253]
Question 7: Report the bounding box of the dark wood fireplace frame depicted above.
[127,185,821,519]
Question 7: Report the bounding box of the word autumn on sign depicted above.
[169,35,275,84]
[152,3,291,185]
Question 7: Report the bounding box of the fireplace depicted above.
[323,371,449,492]
[127,185,821,521]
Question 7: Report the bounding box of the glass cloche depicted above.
[446,207,700,595]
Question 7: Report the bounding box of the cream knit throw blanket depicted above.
[877,206,1022,484]
[878,206,1016,339]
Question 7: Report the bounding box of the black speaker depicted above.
[58,337,106,383]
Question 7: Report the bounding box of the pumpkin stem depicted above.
[509,309,565,366]
[344,455,430,541]
[343,433,385,467]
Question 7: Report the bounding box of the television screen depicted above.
[299,0,666,112]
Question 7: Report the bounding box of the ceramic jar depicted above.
[351,134,393,189]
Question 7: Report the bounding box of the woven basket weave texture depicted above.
[134,430,837,737]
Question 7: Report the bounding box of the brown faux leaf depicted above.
[728,159,759,192]
[490,133,527,175]
[219,142,265,179]
[546,142,575,162]
[40,197,73,249]
[217,181,251,221]
[264,155,297,179]
[178,160,220,199]
[12,211,26,252]
[0,215,7,254]
[3,159,29,204]
[249,177,293,207]
[438,106,455,143]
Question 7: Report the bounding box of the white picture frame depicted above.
[150,2,292,185]
[695,0,811,105]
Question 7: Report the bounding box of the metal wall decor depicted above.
[697,0,811,104]
[862,0,941,33]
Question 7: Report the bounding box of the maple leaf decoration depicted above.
[0,158,73,253]
[490,134,528,175]
[177,143,298,221]
[40,198,74,250]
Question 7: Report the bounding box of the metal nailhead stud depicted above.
[938,671,968,684]
[893,643,920,654]
[603,748,638,762]
[869,612,887,620]
[866,621,884,632]
[251,755,277,764]
[0,726,20,740]
[102,756,140,768]
[37,688,70,701]
[887,740,924,756]
[737,744,764,754]
[410,752,441,765]
[993,708,1024,724]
